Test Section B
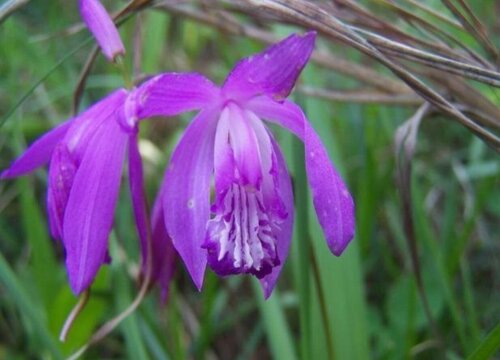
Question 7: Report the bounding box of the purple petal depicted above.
[213,107,235,199]
[151,188,177,302]
[249,97,355,256]
[225,103,262,187]
[127,135,149,267]
[1,121,71,179]
[162,108,219,290]
[259,135,294,298]
[79,0,125,61]
[222,32,316,102]
[134,73,221,120]
[63,116,128,294]
[47,143,77,240]
[64,89,127,161]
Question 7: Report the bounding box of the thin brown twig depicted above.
[441,0,499,63]
[375,0,493,69]
[241,0,500,150]
[154,1,411,94]
[72,46,100,115]
[298,85,422,105]
[351,26,500,87]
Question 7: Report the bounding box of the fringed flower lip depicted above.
[79,0,125,62]
[1,88,174,296]
[135,31,356,298]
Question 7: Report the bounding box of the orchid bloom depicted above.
[1,89,173,296]
[79,0,125,62]
[134,32,356,297]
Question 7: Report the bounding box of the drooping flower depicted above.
[134,32,356,297]
[79,0,125,62]
[1,88,172,296]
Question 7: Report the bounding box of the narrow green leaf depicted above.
[467,323,500,360]
[303,67,370,360]
[252,281,297,360]
[0,251,62,359]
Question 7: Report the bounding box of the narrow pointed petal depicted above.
[249,97,355,256]
[63,118,128,294]
[1,121,71,179]
[79,0,125,62]
[134,73,221,120]
[151,190,177,302]
[222,32,316,101]
[127,136,149,264]
[162,109,219,290]
[260,137,294,298]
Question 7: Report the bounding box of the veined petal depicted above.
[162,108,219,290]
[63,116,128,294]
[213,107,235,200]
[246,110,286,219]
[1,121,71,179]
[79,0,125,61]
[225,103,262,187]
[260,136,294,298]
[249,97,355,256]
[222,32,316,101]
[134,73,221,120]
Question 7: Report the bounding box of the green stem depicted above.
[115,55,133,89]
[291,136,312,360]
[310,245,335,360]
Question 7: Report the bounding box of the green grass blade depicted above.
[252,280,297,360]
[303,67,370,360]
[0,251,63,359]
[466,323,500,360]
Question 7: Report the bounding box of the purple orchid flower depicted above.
[1,88,172,296]
[134,32,356,298]
[79,0,125,62]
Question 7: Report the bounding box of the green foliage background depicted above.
[0,1,498,359]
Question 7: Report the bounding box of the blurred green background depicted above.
[0,1,498,359]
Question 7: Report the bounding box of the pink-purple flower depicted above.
[2,32,355,300]
[79,0,125,62]
[135,32,356,297]
[1,89,172,296]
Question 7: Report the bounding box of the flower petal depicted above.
[134,73,221,120]
[151,188,177,302]
[127,135,149,267]
[226,103,262,187]
[259,136,294,298]
[249,97,355,256]
[162,108,219,290]
[64,89,127,159]
[222,32,316,101]
[1,121,71,179]
[79,0,125,61]
[47,143,77,240]
[63,117,128,294]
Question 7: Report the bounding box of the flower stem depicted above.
[291,136,312,360]
[115,55,133,89]
[310,244,335,360]
[59,289,90,342]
